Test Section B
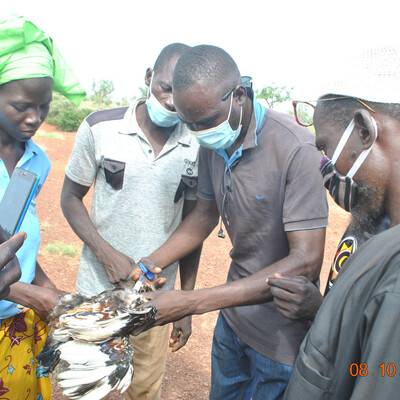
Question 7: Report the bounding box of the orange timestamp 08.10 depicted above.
[350,363,399,377]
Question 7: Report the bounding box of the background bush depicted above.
[47,92,94,131]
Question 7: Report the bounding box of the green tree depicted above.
[255,84,293,109]
[138,86,148,98]
[91,79,115,110]
[46,92,93,132]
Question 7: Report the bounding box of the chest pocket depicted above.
[174,175,198,203]
[103,158,126,190]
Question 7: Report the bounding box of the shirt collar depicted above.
[242,95,266,149]
[17,139,38,166]
[118,99,192,146]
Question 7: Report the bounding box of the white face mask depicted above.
[189,92,243,150]
[320,116,378,212]
[331,117,378,178]
[146,72,179,128]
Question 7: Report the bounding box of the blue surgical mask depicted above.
[190,92,243,150]
[146,73,180,127]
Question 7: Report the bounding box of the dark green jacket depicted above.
[285,224,400,400]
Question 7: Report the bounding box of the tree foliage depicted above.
[255,84,293,109]
[91,79,115,110]
[138,86,148,98]
[46,92,93,132]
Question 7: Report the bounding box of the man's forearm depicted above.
[62,196,101,251]
[7,281,39,307]
[7,282,64,320]
[61,185,112,263]
[183,247,322,316]
[61,177,136,283]
[179,245,202,291]
[32,262,56,289]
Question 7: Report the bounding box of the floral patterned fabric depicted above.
[0,309,51,400]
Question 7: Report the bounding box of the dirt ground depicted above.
[34,123,349,400]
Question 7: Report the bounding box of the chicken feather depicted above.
[37,279,156,400]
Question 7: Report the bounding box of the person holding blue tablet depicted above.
[0,13,85,399]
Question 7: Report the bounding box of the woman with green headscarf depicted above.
[0,13,85,399]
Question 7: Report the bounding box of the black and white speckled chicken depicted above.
[37,279,156,400]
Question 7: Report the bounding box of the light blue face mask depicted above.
[146,72,180,127]
[190,92,243,150]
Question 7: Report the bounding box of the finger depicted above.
[273,296,295,312]
[268,277,304,293]
[169,331,183,352]
[0,260,22,290]
[131,268,143,281]
[270,286,297,302]
[173,330,191,352]
[0,233,26,267]
[139,259,162,275]
[274,305,298,321]
[273,297,301,320]
[147,266,162,275]
[273,273,309,283]
[130,321,154,336]
[152,277,166,290]
[266,273,285,285]
[170,326,180,341]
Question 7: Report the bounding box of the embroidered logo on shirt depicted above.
[184,159,196,176]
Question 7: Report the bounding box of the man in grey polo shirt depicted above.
[60,43,200,400]
[133,45,328,399]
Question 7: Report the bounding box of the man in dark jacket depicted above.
[277,47,400,399]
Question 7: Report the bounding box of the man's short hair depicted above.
[153,43,190,73]
[318,95,400,130]
[173,44,240,92]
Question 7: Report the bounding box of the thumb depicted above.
[266,272,284,285]
[0,232,26,266]
[170,325,181,341]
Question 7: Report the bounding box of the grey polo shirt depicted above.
[66,100,199,296]
[197,105,328,366]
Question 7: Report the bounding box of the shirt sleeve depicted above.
[283,143,329,231]
[184,185,198,201]
[65,119,98,187]
[351,292,400,399]
[196,147,216,201]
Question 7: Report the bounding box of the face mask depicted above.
[320,117,378,212]
[146,73,180,127]
[190,92,243,150]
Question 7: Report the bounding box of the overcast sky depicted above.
[4,0,398,102]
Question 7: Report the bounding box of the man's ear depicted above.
[354,109,378,149]
[234,85,247,106]
[144,68,153,87]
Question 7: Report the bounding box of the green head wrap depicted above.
[0,14,86,105]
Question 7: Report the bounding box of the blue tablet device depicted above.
[0,168,39,238]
